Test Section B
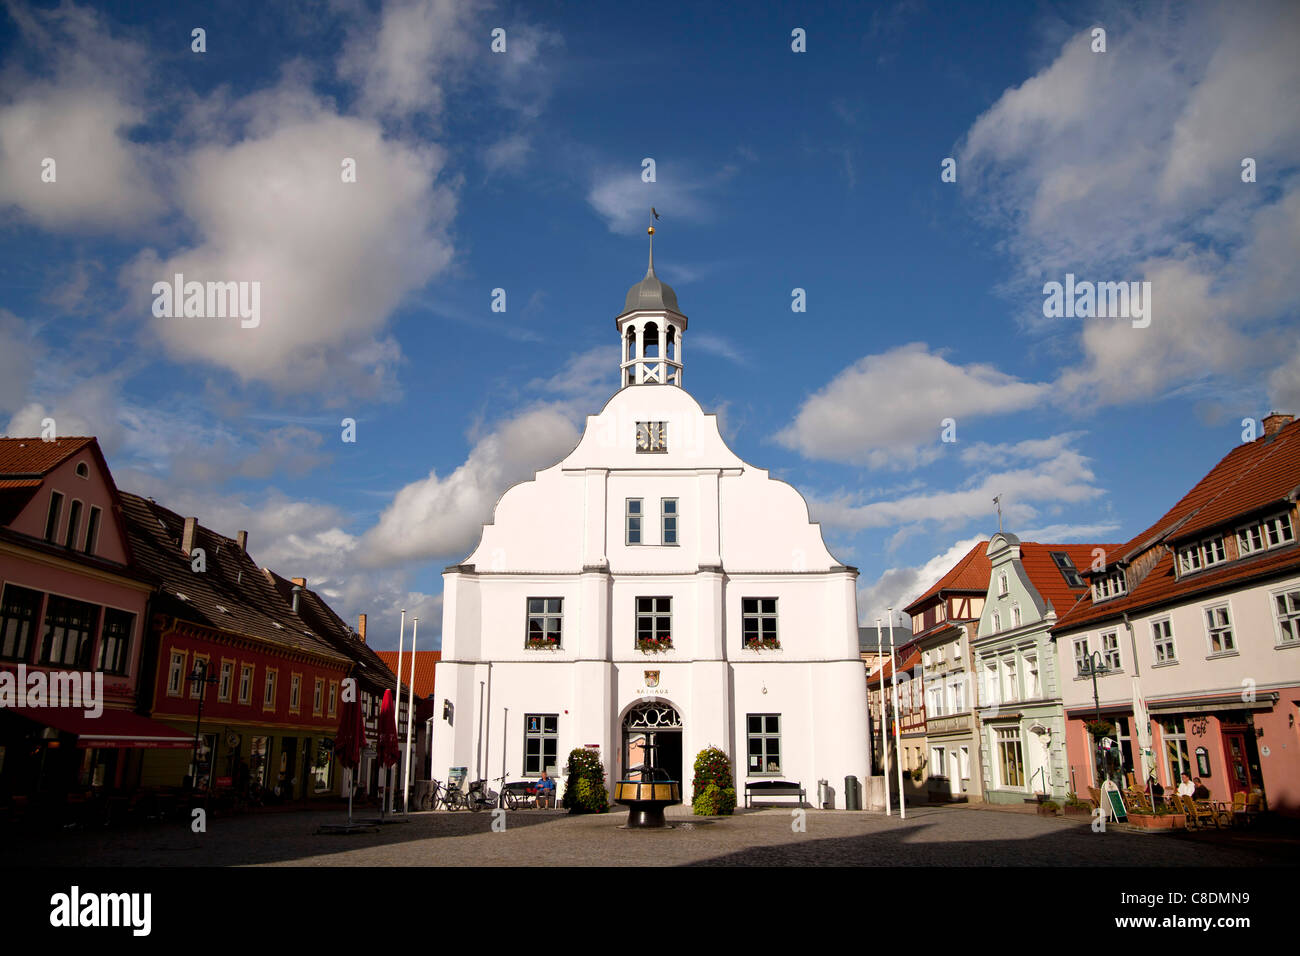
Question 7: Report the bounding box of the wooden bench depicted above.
[744,780,806,808]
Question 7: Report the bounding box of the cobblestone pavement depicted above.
[3,803,1296,867]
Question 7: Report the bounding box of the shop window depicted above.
[0,584,42,662]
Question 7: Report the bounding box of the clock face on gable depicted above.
[636,421,667,452]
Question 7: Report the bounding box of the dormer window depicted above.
[1093,569,1127,602]
[1178,535,1225,574]
[1050,551,1086,588]
[74,462,89,478]
[1237,512,1295,555]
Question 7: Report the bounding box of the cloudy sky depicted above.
[2,0,1297,646]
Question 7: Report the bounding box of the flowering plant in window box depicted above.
[637,635,672,653]
[744,636,781,650]
[525,635,560,649]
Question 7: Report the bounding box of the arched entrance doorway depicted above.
[622,701,683,785]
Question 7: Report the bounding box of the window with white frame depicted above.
[167,650,186,697]
[741,597,778,648]
[526,597,563,648]
[1274,587,1300,645]
[1151,618,1177,663]
[1073,638,1090,678]
[1239,512,1295,554]
[998,573,1008,596]
[635,596,672,649]
[661,498,678,546]
[1025,654,1040,698]
[1101,631,1122,670]
[218,660,233,702]
[524,714,559,776]
[289,673,301,712]
[1001,658,1018,703]
[984,661,999,704]
[958,745,971,781]
[1204,604,1235,654]
[189,654,209,699]
[1178,536,1226,574]
[239,664,253,704]
[625,498,643,545]
[1093,569,1127,601]
[992,609,1001,633]
[263,669,277,710]
[995,727,1025,788]
[927,685,944,717]
[950,677,966,714]
[747,714,782,774]
[1162,718,1191,785]
[1264,513,1295,547]
[1012,604,1022,628]
[931,746,946,777]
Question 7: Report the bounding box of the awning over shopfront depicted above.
[1145,693,1279,714]
[7,707,194,749]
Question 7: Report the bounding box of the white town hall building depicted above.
[431,236,870,808]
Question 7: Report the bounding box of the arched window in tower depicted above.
[643,322,660,358]
[624,325,634,385]
[666,325,676,361]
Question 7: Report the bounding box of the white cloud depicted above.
[857,536,985,624]
[587,166,713,236]
[337,0,481,121]
[958,2,1300,408]
[484,133,532,175]
[122,106,455,395]
[359,405,581,567]
[0,4,162,229]
[808,444,1104,532]
[775,344,1048,468]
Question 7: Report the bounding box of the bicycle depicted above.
[442,781,470,811]
[465,776,502,812]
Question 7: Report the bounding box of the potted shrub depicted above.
[1037,800,1063,817]
[1063,793,1092,816]
[1085,719,1114,739]
[691,746,736,816]
[561,748,609,814]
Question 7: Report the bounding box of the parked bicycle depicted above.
[440,780,471,811]
[465,776,502,812]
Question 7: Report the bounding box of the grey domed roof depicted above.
[620,239,683,316]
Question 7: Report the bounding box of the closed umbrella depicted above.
[377,688,400,816]
[334,690,366,824]
[317,683,371,834]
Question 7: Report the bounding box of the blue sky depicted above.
[2,0,1297,647]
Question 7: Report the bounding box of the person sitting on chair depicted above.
[1177,772,1195,798]
[1192,777,1210,800]
[534,769,555,808]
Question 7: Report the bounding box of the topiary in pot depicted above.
[691,746,736,816]
[561,747,609,814]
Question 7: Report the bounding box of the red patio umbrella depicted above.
[333,690,366,824]
[377,688,400,814]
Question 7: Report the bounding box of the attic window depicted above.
[1092,569,1127,602]
[175,592,189,602]
[271,622,284,630]
[75,462,89,478]
[1049,551,1087,589]
[214,605,230,615]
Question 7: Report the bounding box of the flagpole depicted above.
[389,609,405,816]
[401,618,418,814]
[890,607,906,820]
[878,616,890,815]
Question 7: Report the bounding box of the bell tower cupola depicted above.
[616,222,687,388]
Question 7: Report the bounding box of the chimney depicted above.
[236,530,248,552]
[1262,412,1294,438]
[291,577,307,588]
[291,585,303,613]
[358,613,367,643]
[181,517,197,557]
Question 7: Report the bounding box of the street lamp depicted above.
[187,659,219,793]
[1079,651,1110,785]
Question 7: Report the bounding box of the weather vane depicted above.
[648,207,660,235]
[993,494,1003,532]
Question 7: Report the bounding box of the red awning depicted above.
[9,707,194,749]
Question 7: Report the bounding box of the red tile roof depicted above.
[1055,542,1300,632]
[1115,420,1300,561]
[375,650,440,698]
[903,540,991,613]
[1019,542,1118,617]
[1054,419,1300,632]
[0,437,95,475]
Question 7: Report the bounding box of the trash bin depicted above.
[845,775,861,810]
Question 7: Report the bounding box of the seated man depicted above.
[1191,778,1210,800]
[534,769,556,808]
